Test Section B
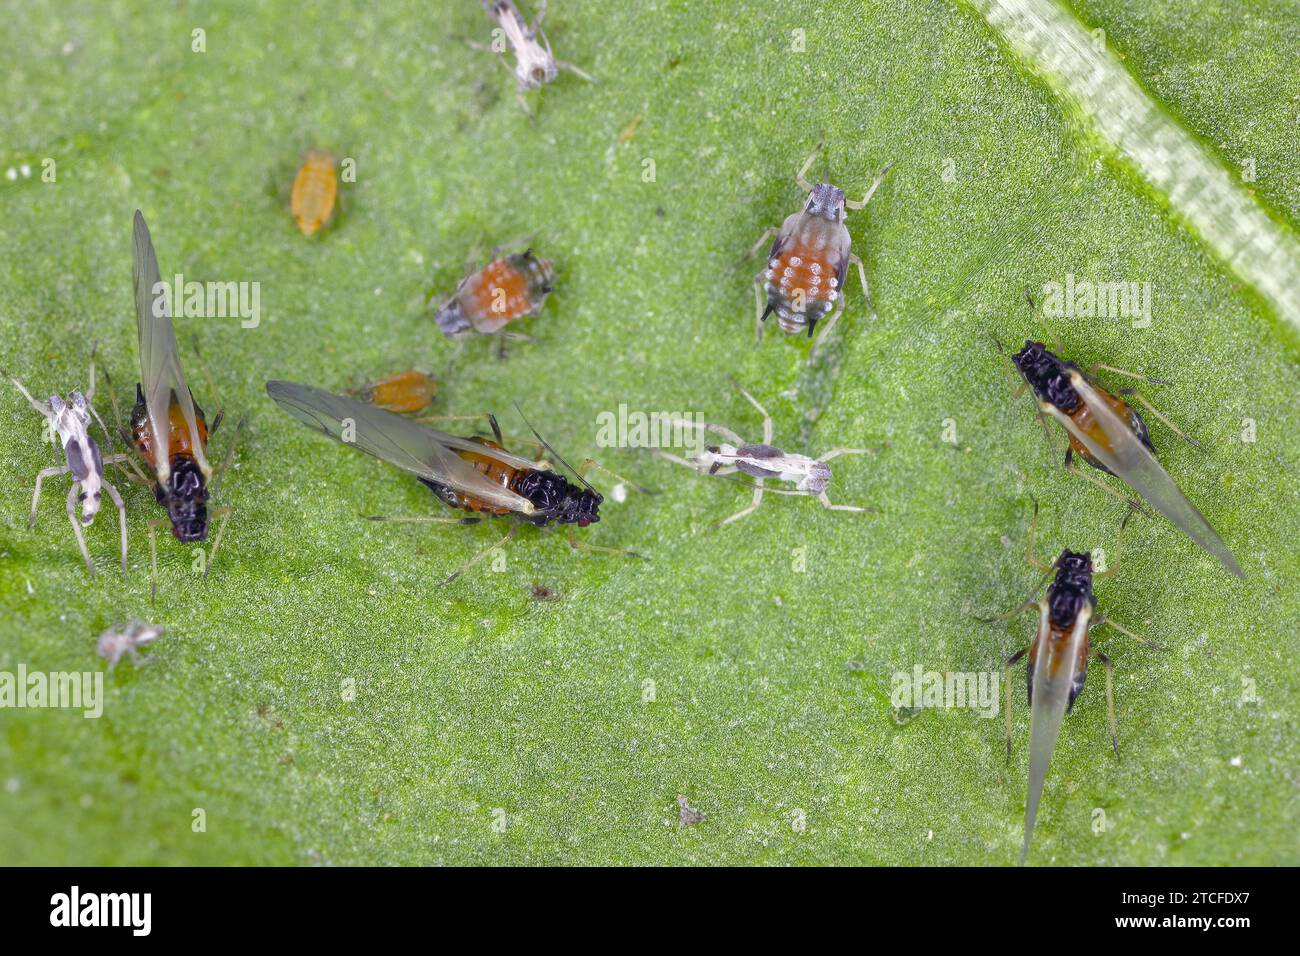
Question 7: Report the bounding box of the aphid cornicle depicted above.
[432,245,554,338]
[290,149,338,237]
[749,151,891,356]
[1006,339,1243,579]
[265,380,646,583]
[982,502,1158,865]
[5,350,130,578]
[347,369,438,415]
[108,211,243,601]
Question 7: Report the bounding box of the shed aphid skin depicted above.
[5,348,130,578]
[652,382,876,530]
[107,212,245,603]
[472,0,594,111]
[748,150,892,357]
[346,369,438,415]
[265,381,649,584]
[979,501,1160,865]
[97,620,164,670]
[290,149,338,237]
[1003,337,1243,579]
[431,241,554,341]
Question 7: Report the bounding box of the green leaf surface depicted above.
[1,0,1296,865]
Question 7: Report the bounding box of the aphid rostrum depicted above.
[290,149,338,237]
[431,243,554,339]
[652,382,875,530]
[980,502,1158,865]
[5,350,129,577]
[748,151,891,356]
[97,620,164,670]
[1005,338,1243,579]
[107,211,243,601]
[346,369,438,415]
[472,0,594,111]
[265,380,646,583]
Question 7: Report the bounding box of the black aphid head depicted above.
[805,183,846,222]
[161,457,209,542]
[1012,340,1081,413]
[1046,549,1094,626]
[515,470,602,526]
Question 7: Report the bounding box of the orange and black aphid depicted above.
[346,369,437,415]
[748,150,891,357]
[107,212,243,600]
[290,149,338,237]
[431,242,554,339]
[980,502,1158,865]
[265,381,647,582]
[1004,337,1243,578]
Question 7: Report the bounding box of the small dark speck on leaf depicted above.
[677,794,704,826]
[655,206,665,218]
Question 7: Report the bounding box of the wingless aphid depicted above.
[265,380,646,583]
[981,501,1159,865]
[1006,339,1243,579]
[652,382,875,530]
[346,369,438,415]
[748,151,892,357]
[472,0,594,111]
[290,149,338,237]
[431,242,554,341]
[107,211,243,601]
[5,349,130,577]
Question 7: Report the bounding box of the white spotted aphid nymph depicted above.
[749,151,891,357]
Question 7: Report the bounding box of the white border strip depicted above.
[968,0,1300,335]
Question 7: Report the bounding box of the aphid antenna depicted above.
[510,401,599,496]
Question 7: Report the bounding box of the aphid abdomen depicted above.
[764,217,849,336]
[1066,388,1152,475]
[130,389,210,465]
[290,150,338,237]
[447,437,520,516]
[435,252,553,338]
[362,370,437,414]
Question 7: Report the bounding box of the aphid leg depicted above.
[364,514,477,524]
[1024,497,1054,573]
[147,520,161,606]
[1123,391,1202,450]
[816,447,877,463]
[65,481,95,577]
[29,464,70,528]
[850,252,873,311]
[844,162,894,211]
[711,479,765,532]
[1091,615,1164,652]
[743,226,780,263]
[975,599,1039,626]
[1094,650,1119,756]
[810,297,846,358]
[567,533,647,561]
[1088,363,1169,389]
[816,490,867,513]
[1063,449,1148,514]
[654,413,747,449]
[101,369,154,485]
[753,275,770,342]
[7,374,52,416]
[443,523,518,586]
[101,475,129,580]
[731,382,773,444]
[556,59,595,83]
[1003,647,1029,761]
[576,458,655,496]
[203,507,233,581]
[488,236,535,260]
[209,413,249,494]
[190,336,226,435]
[795,152,819,193]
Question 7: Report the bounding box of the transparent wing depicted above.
[1022,605,1088,865]
[265,381,536,514]
[133,210,210,478]
[1052,375,1243,579]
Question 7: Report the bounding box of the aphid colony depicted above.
[4,1,1252,867]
